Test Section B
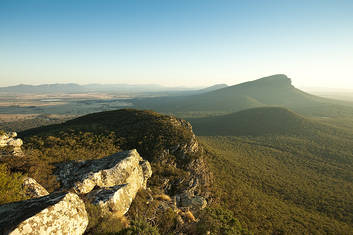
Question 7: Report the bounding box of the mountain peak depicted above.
[255,74,292,85]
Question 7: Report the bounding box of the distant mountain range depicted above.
[0,83,227,95]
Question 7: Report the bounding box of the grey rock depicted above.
[56,149,152,195]
[0,192,88,235]
[87,184,135,217]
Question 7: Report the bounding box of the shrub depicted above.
[0,163,27,204]
[85,203,129,234]
[118,219,159,235]
[196,207,250,235]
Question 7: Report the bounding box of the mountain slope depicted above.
[134,74,353,117]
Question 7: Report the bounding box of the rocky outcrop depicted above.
[0,192,88,235]
[22,177,49,199]
[0,132,23,157]
[56,149,152,193]
[0,149,152,234]
[56,149,152,216]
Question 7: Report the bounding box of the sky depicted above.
[0,0,353,89]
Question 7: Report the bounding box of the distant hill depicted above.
[134,74,353,117]
[188,107,337,136]
[0,83,85,93]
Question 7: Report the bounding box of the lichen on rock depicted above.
[0,192,88,235]
[56,149,152,194]
[56,149,152,217]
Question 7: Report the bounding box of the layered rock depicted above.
[56,149,152,216]
[56,149,152,193]
[0,192,88,235]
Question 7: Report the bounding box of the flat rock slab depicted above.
[0,192,88,235]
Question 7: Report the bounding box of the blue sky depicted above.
[1,0,353,88]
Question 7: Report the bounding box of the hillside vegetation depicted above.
[194,106,353,234]
[188,107,317,136]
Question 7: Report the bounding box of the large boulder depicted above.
[0,192,88,235]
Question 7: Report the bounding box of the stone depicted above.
[0,192,88,235]
[22,177,49,198]
[56,149,152,195]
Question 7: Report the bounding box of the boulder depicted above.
[56,149,152,194]
[0,192,88,235]
[22,177,49,198]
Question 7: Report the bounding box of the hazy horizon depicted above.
[1,0,353,89]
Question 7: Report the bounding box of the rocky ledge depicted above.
[0,149,152,235]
